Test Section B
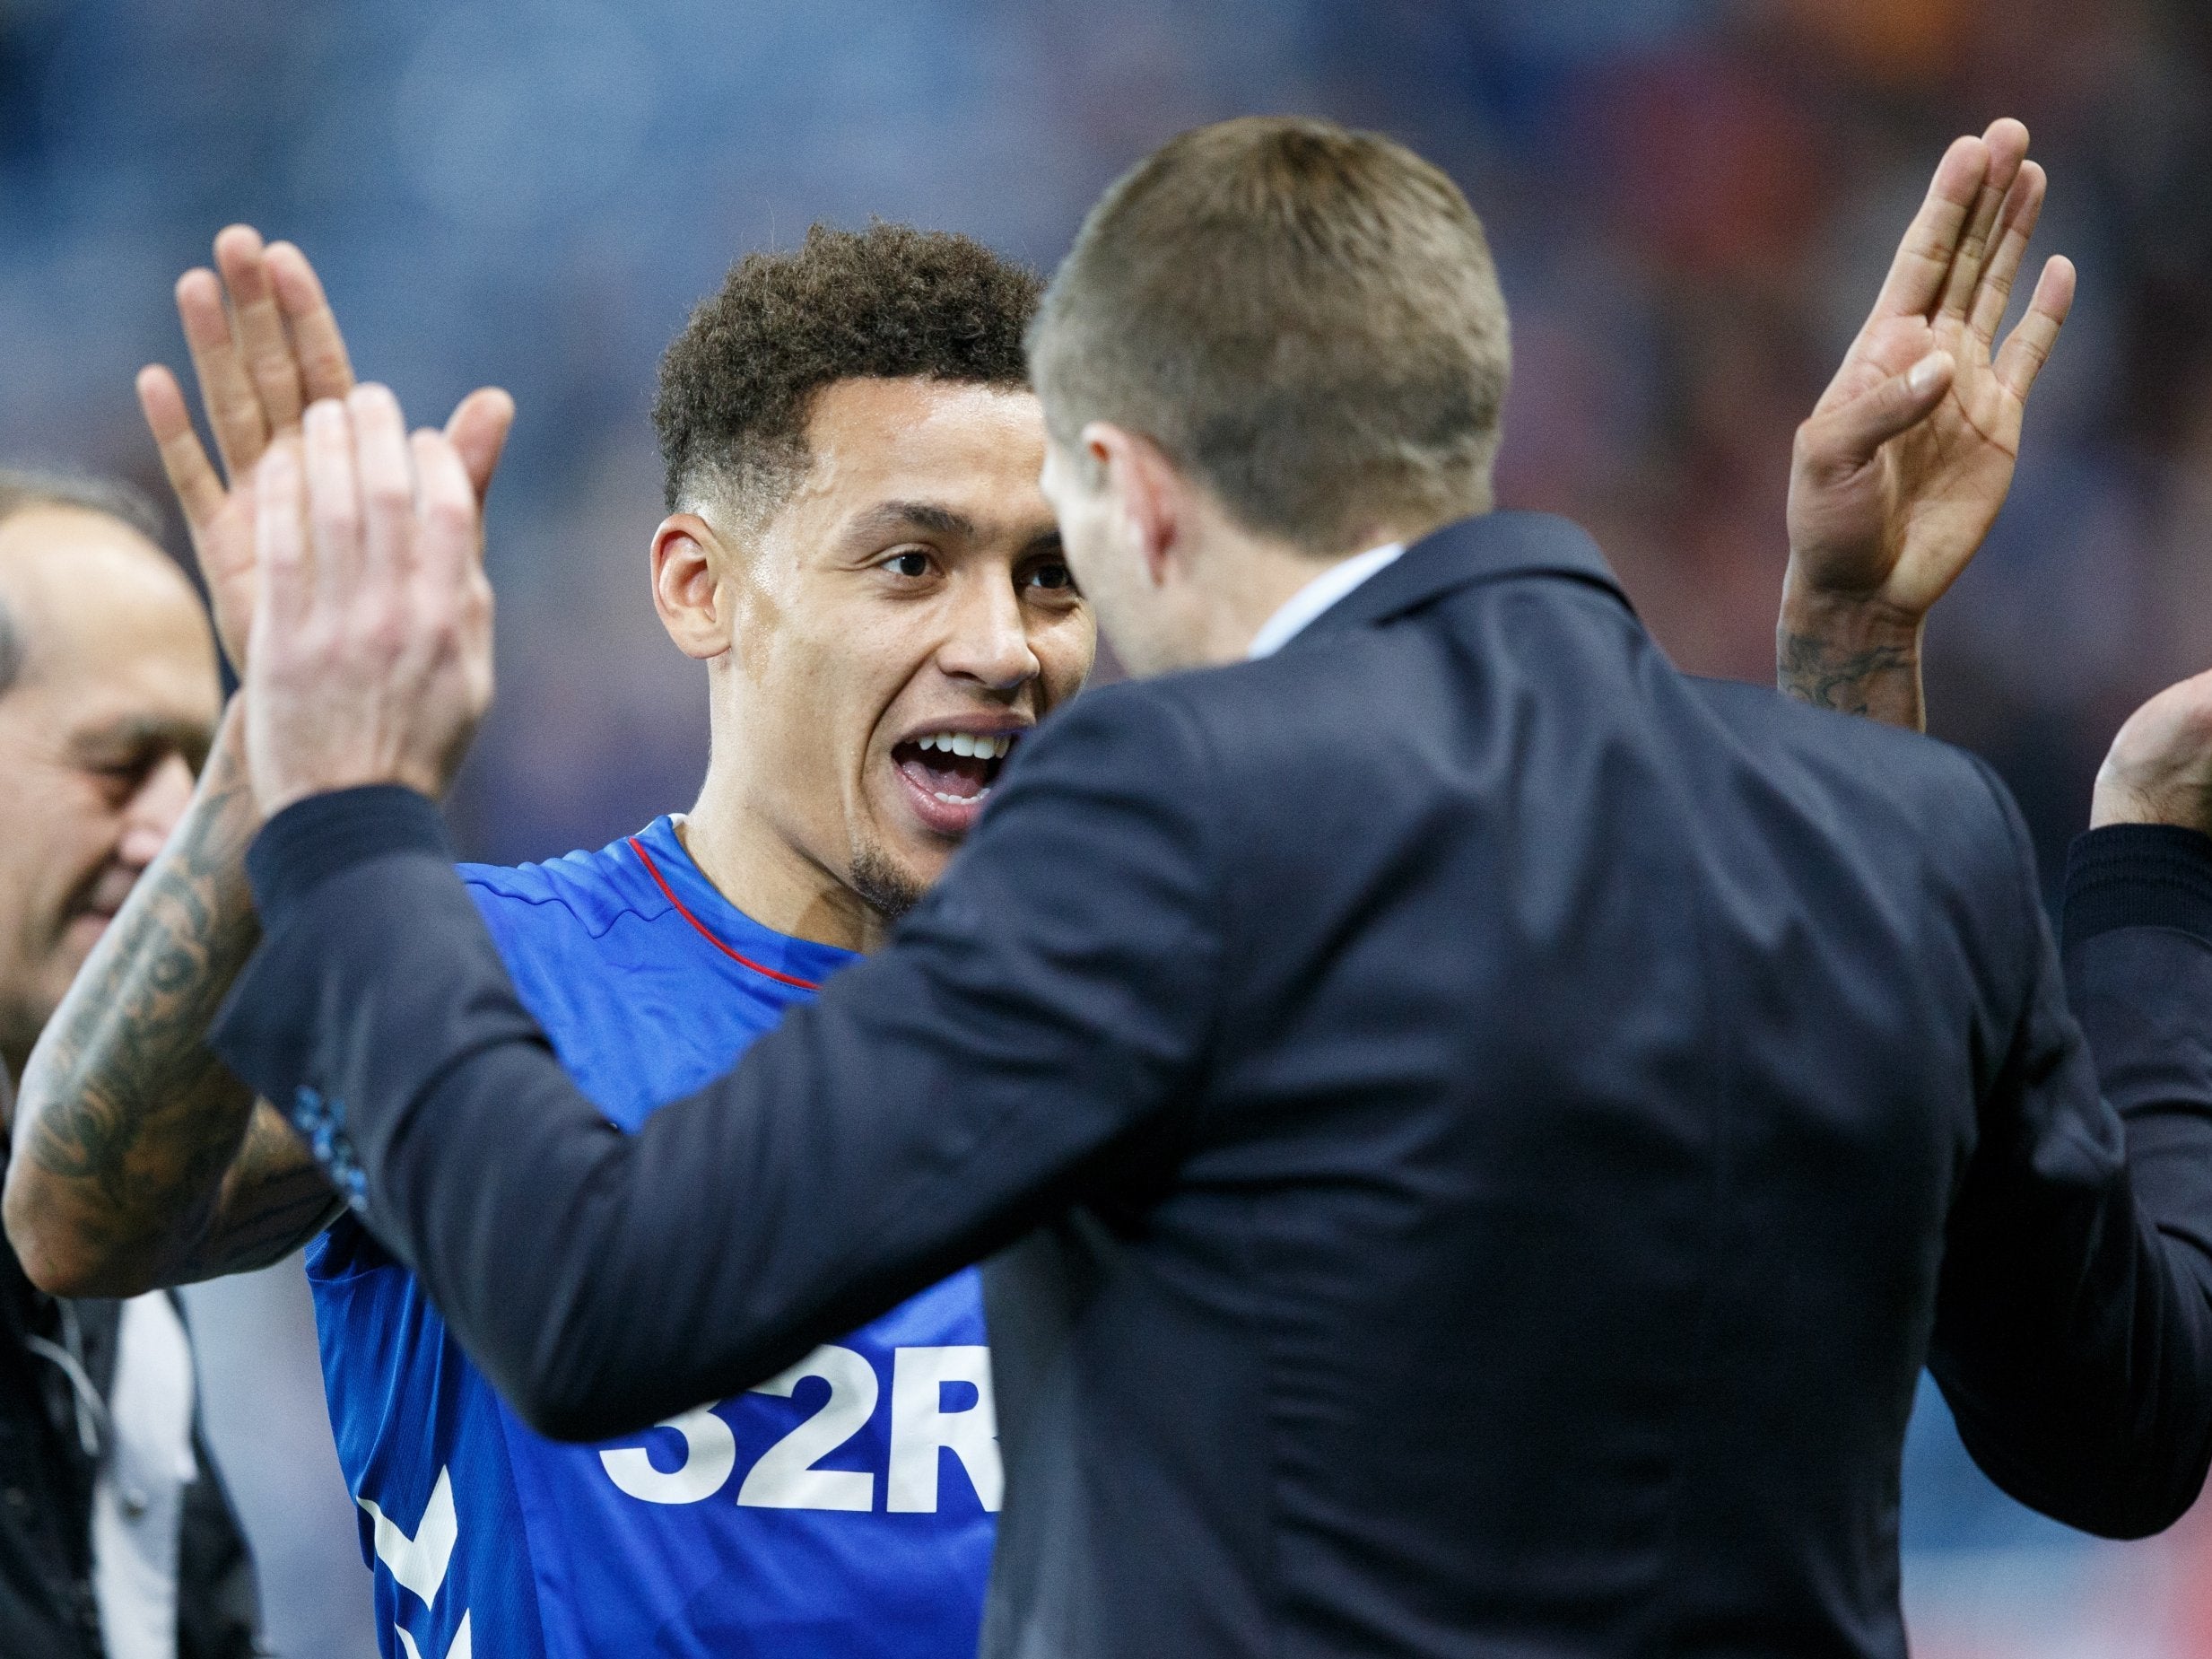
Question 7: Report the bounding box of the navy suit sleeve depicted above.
[1929,808,2212,1538]
[210,685,1225,1441]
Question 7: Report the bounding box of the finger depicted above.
[1802,350,1955,474]
[1968,160,2047,346]
[135,365,226,535]
[254,437,310,639]
[176,267,266,480]
[264,242,356,406]
[1994,255,2077,402]
[213,224,307,437]
[414,427,497,783]
[302,398,364,616]
[411,428,482,589]
[350,385,417,613]
[443,388,515,504]
[1938,118,2031,321]
[1868,135,1987,322]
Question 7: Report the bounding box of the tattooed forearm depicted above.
[4,702,337,1294]
[1778,628,1922,726]
[197,1105,348,1277]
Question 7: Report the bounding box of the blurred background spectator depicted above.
[4,0,2209,1652]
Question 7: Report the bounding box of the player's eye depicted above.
[83,754,156,804]
[1023,560,1078,595]
[881,549,934,581]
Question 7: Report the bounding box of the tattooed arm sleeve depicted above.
[3,701,341,1294]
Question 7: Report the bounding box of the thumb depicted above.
[1802,350,1954,476]
[444,388,515,505]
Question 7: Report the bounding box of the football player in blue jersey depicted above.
[4,222,1093,1659]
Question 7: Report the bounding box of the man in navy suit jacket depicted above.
[205,118,2212,1659]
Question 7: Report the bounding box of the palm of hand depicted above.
[137,231,358,678]
[142,231,510,685]
[193,468,268,673]
[1831,312,2021,615]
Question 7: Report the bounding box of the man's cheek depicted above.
[1061,614,1102,697]
[0,855,44,975]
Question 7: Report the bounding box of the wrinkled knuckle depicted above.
[1791,418,1837,466]
[423,497,475,540]
[365,476,413,518]
[315,502,362,544]
[366,613,412,664]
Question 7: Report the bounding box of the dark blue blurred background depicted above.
[7,1,2212,1653]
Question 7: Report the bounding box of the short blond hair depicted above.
[1029,117,1511,554]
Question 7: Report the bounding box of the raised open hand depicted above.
[246,389,496,816]
[138,227,512,675]
[1779,119,2076,727]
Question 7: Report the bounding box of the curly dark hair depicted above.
[653,222,1043,515]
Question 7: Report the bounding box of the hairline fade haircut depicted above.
[0,468,166,698]
[1028,116,1513,556]
[654,222,1044,525]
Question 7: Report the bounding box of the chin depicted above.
[849,844,935,922]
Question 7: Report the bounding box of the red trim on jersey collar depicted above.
[625,835,823,991]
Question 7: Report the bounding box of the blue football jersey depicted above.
[304,816,1000,1659]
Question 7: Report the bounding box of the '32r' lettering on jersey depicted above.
[605,1342,1000,1515]
[305,817,1000,1659]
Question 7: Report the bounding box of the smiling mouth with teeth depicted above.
[892,729,1022,808]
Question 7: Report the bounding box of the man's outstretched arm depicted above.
[4,702,342,1293]
[1929,812,2212,1536]
[210,700,1218,1441]
[1924,686,2212,1537]
[1777,118,2073,729]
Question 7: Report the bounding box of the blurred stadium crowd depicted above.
[4,0,2210,1653]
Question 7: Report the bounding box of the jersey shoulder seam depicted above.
[458,864,671,945]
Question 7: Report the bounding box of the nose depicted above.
[937,570,1041,693]
[115,754,196,870]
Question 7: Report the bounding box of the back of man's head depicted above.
[1030,117,1512,555]
[654,222,1043,526]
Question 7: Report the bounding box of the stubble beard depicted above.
[848,843,927,926]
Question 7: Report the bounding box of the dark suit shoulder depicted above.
[1686,670,1964,773]
[1685,674,2026,866]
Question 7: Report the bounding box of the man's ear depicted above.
[650,513,731,660]
[1085,423,1187,589]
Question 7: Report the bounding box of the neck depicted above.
[679,748,890,956]
[1189,518,1436,666]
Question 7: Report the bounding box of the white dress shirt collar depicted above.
[1245,542,1406,659]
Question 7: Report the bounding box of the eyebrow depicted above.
[849,501,979,541]
[70,713,216,769]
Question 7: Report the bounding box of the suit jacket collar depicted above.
[1285,511,1631,651]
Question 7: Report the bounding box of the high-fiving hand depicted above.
[2092,670,2212,834]
[245,389,496,816]
[139,225,513,677]
[1779,118,2075,729]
